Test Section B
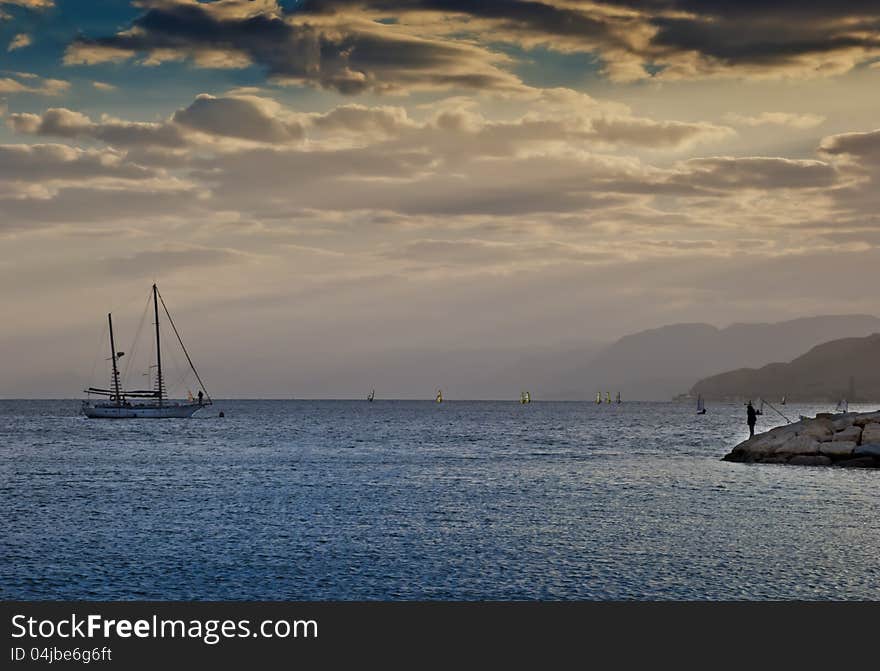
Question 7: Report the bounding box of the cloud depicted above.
[91,81,117,91]
[59,1,880,92]
[0,143,158,183]
[101,244,253,277]
[7,108,190,148]
[8,95,305,148]
[819,128,880,167]
[64,0,526,94]
[171,94,304,143]
[0,72,69,96]
[669,157,838,191]
[1,0,53,8]
[588,117,734,148]
[381,238,610,267]
[7,33,31,51]
[296,1,880,82]
[724,112,826,129]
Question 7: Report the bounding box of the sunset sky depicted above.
[2,1,879,397]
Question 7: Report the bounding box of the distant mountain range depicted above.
[9,314,880,400]
[548,314,880,401]
[691,333,880,402]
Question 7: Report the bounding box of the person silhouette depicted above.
[747,400,757,438]
[197,390,204,405]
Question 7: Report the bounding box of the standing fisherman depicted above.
[747,400,757,438]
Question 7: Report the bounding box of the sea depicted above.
[2,399,878,600]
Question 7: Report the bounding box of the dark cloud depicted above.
[61,1,880,88]
[65,1,524,94]
[296,1,880,80]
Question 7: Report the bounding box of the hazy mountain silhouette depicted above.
[551,314,880,401]
[691,333,880,402]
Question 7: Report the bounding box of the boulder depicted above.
[723,411,880,468]
[798,421,834,442]
[835,457,878,468]
[759,455,790,464]
[832,415,856,432]
[833,425,862,443]
[733,435,786,458]
[853,411,880,427]
[854,443,880,458]
[774,435,820,456]
[788,455,833,467]
[767,422,803,438]
[819,441,856,458]
[860,422,880,444]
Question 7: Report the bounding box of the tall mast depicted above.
[108,313,122,406]
[153,283,163,406]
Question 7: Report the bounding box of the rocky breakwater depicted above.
[723,411,880,467]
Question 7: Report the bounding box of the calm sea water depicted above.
[2,399,878,600]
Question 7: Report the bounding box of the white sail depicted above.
[696,395,706,413]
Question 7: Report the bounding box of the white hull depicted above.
[83,402,207,419]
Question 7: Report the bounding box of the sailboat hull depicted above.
[82,402,206,419]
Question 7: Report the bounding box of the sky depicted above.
[1,0,879,398]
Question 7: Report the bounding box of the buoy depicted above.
[219,411,225,418]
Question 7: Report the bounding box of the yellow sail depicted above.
[436,389,443,403]
[605,392,611,404]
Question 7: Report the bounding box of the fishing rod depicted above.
[761,399,792,424]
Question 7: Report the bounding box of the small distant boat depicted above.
[82,283,211,419]
[605,392,611,404]
[696,395,706,415]
[520,391,531,404]
[755,398,764,415]
[436,389,443,403]
[615,392,621,404]
[367,389,375,402]
[596,392,602,404]
[836,398,848,413]
[780,395,786,405]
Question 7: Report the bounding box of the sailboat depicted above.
[82,284,211,419]
[436,389,443,403]
[367,389,375,402]
[836,398,848,413]
[520,391,531,404]
[696,395,706,415]
[755,398,764,415]
[780,395,786,405]
[605,392,611,404]
[595,392,602,404]
[615,392,621,404]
